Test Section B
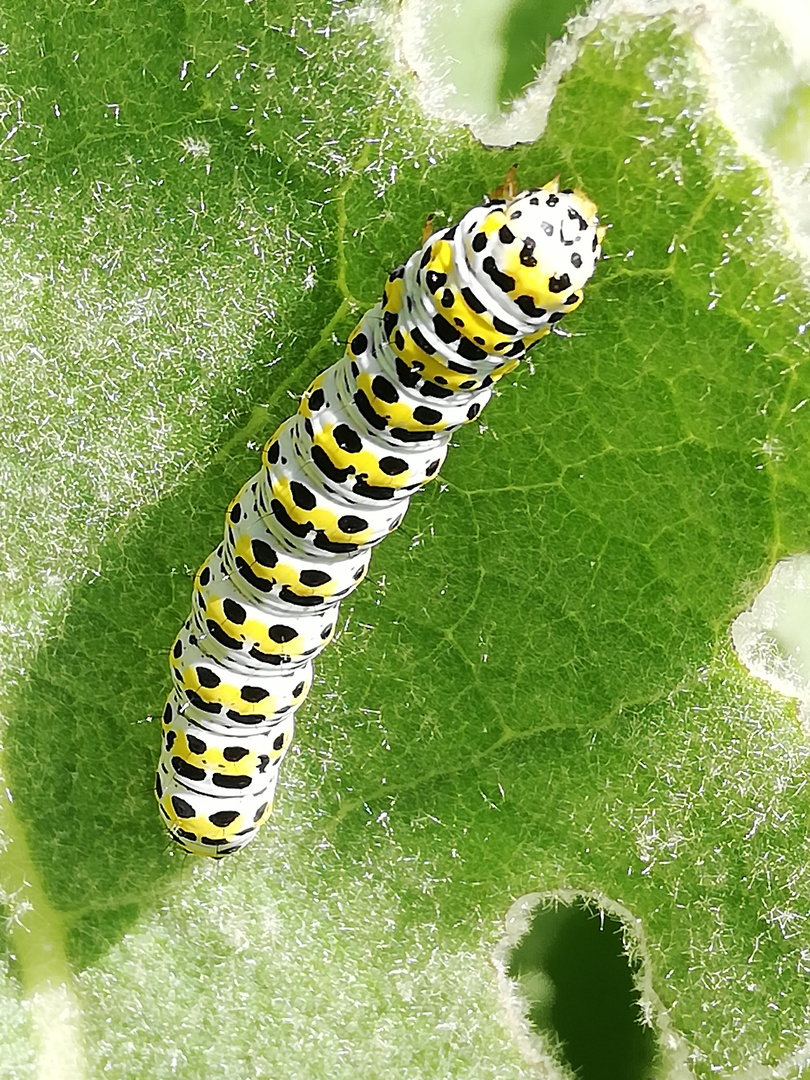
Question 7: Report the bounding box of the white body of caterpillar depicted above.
[155,178,604,857]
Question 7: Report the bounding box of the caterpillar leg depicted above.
[421,212,435,245]
[489,163,519,201]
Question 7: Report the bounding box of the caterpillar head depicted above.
[468,177,604,325]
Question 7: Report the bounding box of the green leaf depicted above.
[0,3,808,1078]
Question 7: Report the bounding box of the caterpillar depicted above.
[155,175,605,857]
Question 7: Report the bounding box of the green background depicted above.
[0,1,808,1077]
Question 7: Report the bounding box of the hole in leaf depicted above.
[731,552,810,727]
[497,0,585,107]
[505,897,658,1080]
